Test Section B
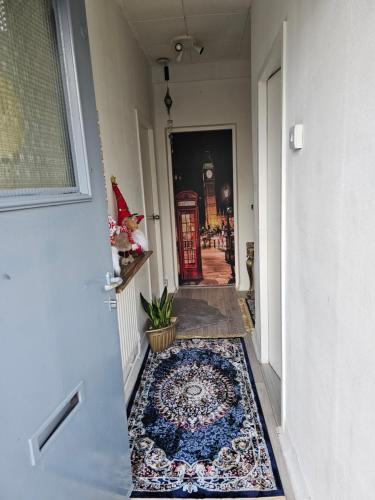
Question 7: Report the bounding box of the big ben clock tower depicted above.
[202,151,218,228]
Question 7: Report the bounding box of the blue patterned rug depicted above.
[127,339,283,497]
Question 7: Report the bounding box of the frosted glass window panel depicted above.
[0,0,75,190]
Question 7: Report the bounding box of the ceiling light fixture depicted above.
[174,41,184,62]
[174,41,183,53]
[171,35,205,63]
[192,41,204,55]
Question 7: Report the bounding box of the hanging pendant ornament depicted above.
[157,57,174,150]
[164,85,174,151]
[164,87,173,115]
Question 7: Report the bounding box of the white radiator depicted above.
[116,279,141,390]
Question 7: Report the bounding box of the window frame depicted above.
[0,0,92,211]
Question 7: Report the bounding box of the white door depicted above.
[0,1,132,498]
[267,69,282,378]
[136,112,164,296]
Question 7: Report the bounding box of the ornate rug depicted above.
[127,339,284,497]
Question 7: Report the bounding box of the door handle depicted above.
[147,214,160,221]
[104,272,123,291]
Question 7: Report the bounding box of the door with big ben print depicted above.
[172,130,235,286]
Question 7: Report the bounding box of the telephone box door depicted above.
[176,191,202,283]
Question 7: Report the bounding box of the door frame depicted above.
[165,124,239,290]
[135,108,164,296]
[256,22,287,428]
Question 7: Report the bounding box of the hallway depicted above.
[2,0,375,499]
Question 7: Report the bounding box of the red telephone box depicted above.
[176,191,202,283]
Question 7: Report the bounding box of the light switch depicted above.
[289,124,304,150]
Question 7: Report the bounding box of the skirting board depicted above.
[252,329,262,361]
[278,428,311,500]
[124,333,149,406]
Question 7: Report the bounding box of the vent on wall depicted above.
[28,382,84,466]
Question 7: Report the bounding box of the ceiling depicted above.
[119,0,251,65]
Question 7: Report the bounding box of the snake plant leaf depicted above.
[140,292,151,314]
[140,289,175,329]
[160,286,168,309]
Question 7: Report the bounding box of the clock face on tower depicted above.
[205,169,213,179]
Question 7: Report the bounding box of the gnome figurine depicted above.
[124,214,148,255]
[111,176,148,255]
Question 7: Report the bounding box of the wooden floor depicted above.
[236,293,281,425]
[244,334,294,500]
[175,286,246,339]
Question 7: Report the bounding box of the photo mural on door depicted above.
[172,129,235,286]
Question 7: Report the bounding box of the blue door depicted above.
[0,1,132,498]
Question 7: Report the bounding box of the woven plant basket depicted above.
[146,317,178,353]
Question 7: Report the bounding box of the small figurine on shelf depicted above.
[108,215,133,276]
[123,215,148,255]
[111,176,148,256]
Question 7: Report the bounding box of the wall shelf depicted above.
[116,251,152,294]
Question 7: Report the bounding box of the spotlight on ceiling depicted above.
[174,41,184,62]
[174,41,183,53]
[171,35,204,63]
[176,50,184,63]
[193,41,204,55]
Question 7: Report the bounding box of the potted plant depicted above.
[140,287,177,352]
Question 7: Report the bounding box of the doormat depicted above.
[173,287,247,339]
[128,338,284,498]
[246,292,256,326]
[238,297,254,332]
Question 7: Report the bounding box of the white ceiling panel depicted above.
[183,0,251,16]
[120,0,251,65]
[142,43,177,63]
[191,40,240,63]
[239,14,251,59]
[186,13,247,42]
[132,18,186,45]
[121,0,184,21]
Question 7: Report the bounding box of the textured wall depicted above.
[251,1,375,498]
[85,0,153,222]
[85,0,153,397]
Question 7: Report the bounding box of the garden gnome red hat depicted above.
[111,176,144,225]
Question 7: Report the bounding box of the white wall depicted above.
[85,0,153,394]
[86,0,153,223]
[251,1,375,498]
[153,61,254,291]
